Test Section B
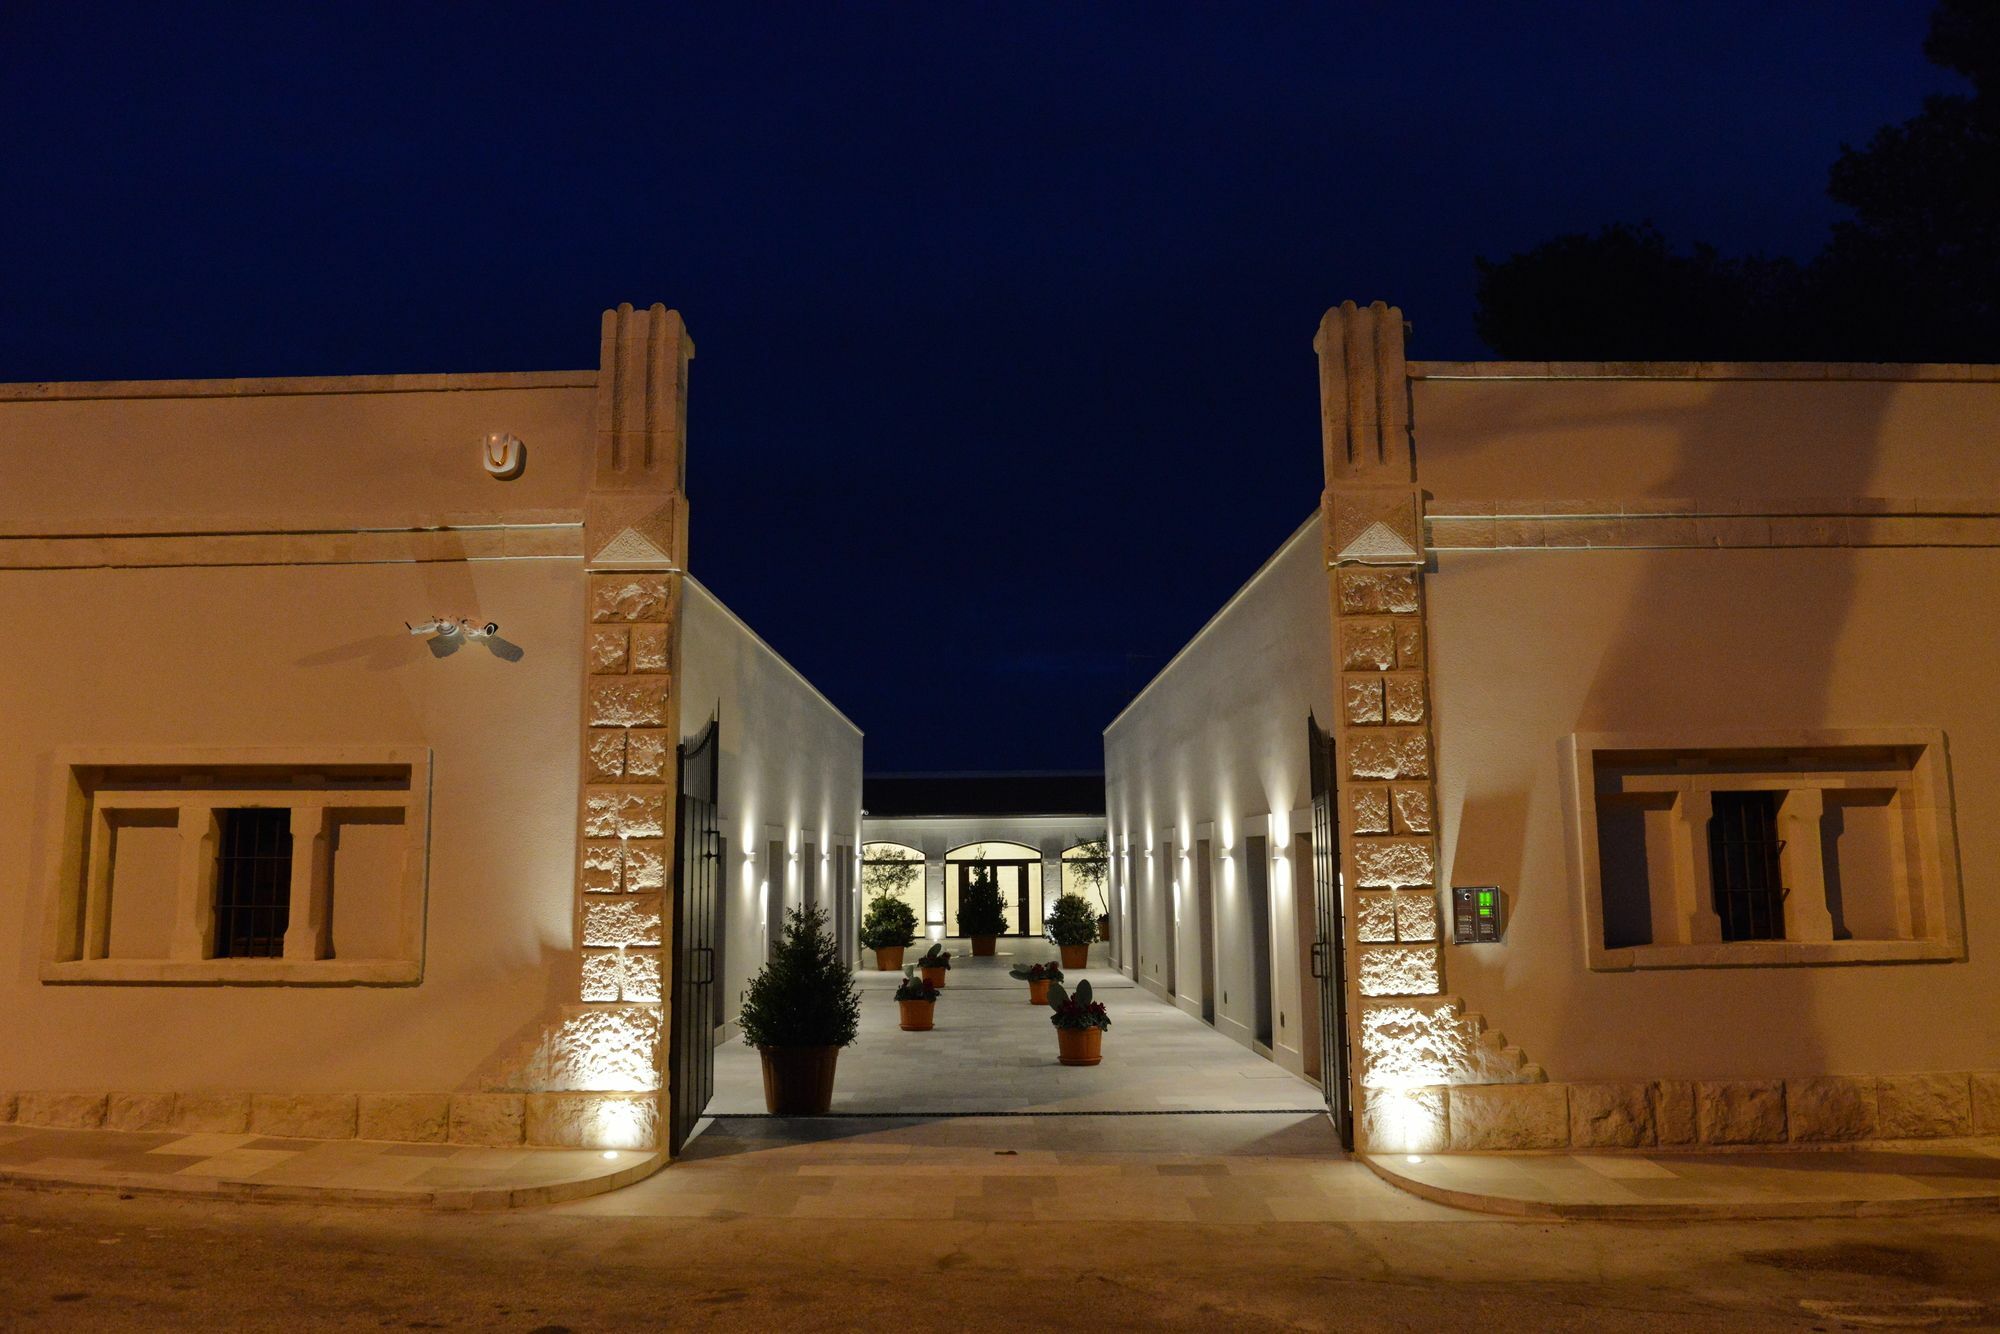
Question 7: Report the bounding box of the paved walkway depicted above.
[708,948,1328,1115]
[1368,1141,2000,1219]
[564,1110,1463,1222]
[0,1123,654,1209]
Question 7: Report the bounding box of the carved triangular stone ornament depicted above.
[591,526,672,567]
[1340,520,1420,564]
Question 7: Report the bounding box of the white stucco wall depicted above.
[1102,516,1336,1073]
[678,577,863,1029]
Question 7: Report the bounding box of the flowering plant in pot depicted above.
[955,864,1008,956]
[916,942,952,989]
[1046,978,1111,1066]
[1045,892,1098,970]
[1007,960,1064,1005]
[739,906,861,1114]
[859,893,919,972]
[894,967,940,1031]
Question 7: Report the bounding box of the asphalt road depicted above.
[3,1188,1999,1331]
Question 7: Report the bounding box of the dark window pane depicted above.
[1707,792,1786,942]
[213,808,293,958]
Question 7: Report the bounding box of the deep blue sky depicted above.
[1,4,1954,771]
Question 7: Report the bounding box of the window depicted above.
[212,808,294,958]
[1706,792,1786,942]
[1569,729,1964,970]
[41,748,431,985]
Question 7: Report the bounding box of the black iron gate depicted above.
[667,715,721,1156]
[1307,713,1353,1149]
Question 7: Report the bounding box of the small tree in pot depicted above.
[859,894,919,972]
[895,967,940,1031]
[1046,977,1111,1066]
[1045,892,1098,970]
[1008,960,1063,1005]
[1068,838,1112,940]
[916,942,952,990]
[739,905,861,1114]
[859,848,922,970]
[956,863,1009,956]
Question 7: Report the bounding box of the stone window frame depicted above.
[1565,728,1965,971]
[40,746,432,985]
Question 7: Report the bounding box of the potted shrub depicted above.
[859,892,919,971]
[1046,978,1111,1066]
[956,863,1009,956]
[895,967,940,1031]
[1096,912,1112,943]
[917,942,952,990]
[1045,892,1098,970]
[738,905,861,1114]
[1008,960,1063,1005]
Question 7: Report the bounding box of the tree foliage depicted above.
[1477,2,2000,362]
[738,905,860,1051]
[955,862,1009,937]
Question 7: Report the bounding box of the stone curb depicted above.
[1361,1153,2000,1221]
[0,1149,666,1212]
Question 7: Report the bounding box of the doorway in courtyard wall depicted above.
[944,841,1041,936]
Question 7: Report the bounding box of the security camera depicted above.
[465,622,500,639]
[405,617,459,637]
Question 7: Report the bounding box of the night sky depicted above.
[1,4,1954,772]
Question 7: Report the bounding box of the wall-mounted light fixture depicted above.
[482,431,526,480]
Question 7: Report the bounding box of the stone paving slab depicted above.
[0,1125,659,1210]
[1366,1140,2000,1219]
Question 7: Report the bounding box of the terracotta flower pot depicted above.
[759,1045,840,1114]
[1056,1027,1103,1067]
[898,998,935,1031]
[1096,917,1112,942]
[921,965,948,989]
[873,946,906,972]
[1026,978,1050,1005]
[1059,943,1090,970]
[970,935,997,957]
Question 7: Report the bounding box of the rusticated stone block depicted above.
[586,730,626,783]
[1393,892,1438,942]
[584,895,664,948]
[1360,999,1532,1088]
[1786,1077,1877,1143]
[1361,1085,1447,1154]
[582,947,664,1003]
[583,840,624,894]
[0,1093,16,1123]
[1384,674,1426,724]
[622,840,667,892]
[1338,568,1420,616]
[587,627,630,674]
[631,623,670,673]
[1353,837,1433,889]
[584,789,665,839]
[1652,1081,1696,1145]
[20,1091,107,1129]
[540,1006,662,1093]
[1348,730,1429,781]
[1876,1073,1971,1138]
[1348,785,1390,835]
[173,1091,250,1133]
[1339,620,1396,671]
[1973,1073,2000,1135]
[449,1093,525,1147]
[1358,944,1440,997]
[106,1092,176,1132]
[358,1093,449,1144]
[589,680,668,728]
[251,1093,358,1140]
[591,574,670,623]
[526,1092,658,1151]
[1570,1082,1656,1148]
[1391,785,1432,834]
[1395,621,1424,668]
[625,730,669,781]
[1344,675,1385,725]
[1449,1083,1569,1150]
[1356,892,1398,943]
[1696,1080,1786,1144]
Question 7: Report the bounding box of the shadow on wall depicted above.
[1446,379,1893,1084]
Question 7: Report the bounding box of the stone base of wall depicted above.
[2,1090,659,1151]
[1370,1072,2000,1154]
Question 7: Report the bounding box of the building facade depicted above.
[1107,302,2000,1154]
[0,305,860,1156]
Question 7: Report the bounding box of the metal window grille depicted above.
[213,808,293,958]
[1708,791,1787,942]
